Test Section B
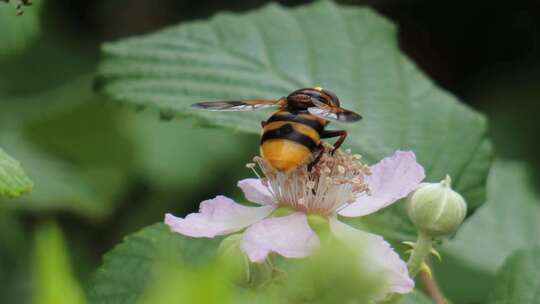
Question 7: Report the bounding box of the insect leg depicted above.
[308,145,324,172]
[320,130,347,154]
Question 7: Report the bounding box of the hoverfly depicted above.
[192,87,362,171]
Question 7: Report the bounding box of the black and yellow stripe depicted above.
[260,110,326,171]
[265,111,326,133]
[261,123,318,151]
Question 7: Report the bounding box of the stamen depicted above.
[252,143,370,215]
[246,163,263,180]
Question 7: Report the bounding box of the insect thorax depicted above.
[266,110,327,134]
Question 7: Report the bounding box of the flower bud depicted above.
[407,175,467,237]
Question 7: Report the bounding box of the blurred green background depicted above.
[0,0,539,303]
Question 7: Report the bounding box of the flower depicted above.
[165,145,425,295]
[407,175,467,237]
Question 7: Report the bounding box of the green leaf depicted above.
[0,75,93,126]
[0,74,130,221]
[33,221,86,304]
[443,160,540,274]
[95,1,491,238]
[24,96,135,170]
[488,247,540,304]
[0,205,32,304]
[0,0,41,58]
[432,253,493,304]
[0,131,125,220]
[88,223,221,304]
[403,291,433,304]
[126,112,254,191]
[0,146,32,198]
[138,259,232,304]
[0,37,95,98]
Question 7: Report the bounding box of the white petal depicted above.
[164,196,275,238]
[237,178,274,205]
[241,212,320,263]
[330,218,414,295]
[340,151,425,217]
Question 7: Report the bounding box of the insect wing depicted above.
[192,100,280,111]
[308,105,362,122]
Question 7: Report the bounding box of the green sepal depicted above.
[307,213,330,239]
[270,206,296,217]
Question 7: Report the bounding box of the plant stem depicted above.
[419,270,448,304]
[407,232,433,277]
[380,232,435,304]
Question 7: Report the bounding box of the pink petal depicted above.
[241,212,320,263]
[237,178,274,206]
[164,195,275,238]
[339,151,425,217]
[330,219,414,294]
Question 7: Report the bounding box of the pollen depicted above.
[253,143,371,215]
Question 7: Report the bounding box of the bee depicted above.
[192,87,362,171]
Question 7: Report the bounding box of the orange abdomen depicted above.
[260,139,313,171]
[260,111,323,171]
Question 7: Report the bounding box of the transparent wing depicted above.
[191,100,281,111]
[308,105,362,123]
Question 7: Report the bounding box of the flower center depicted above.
[250,144,371,216]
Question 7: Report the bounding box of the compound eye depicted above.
[311,87,339,106]
[322,89,340,106]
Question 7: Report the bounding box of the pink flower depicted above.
[165,148,425,295]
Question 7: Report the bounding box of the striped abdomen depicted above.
[260,110,327,171]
